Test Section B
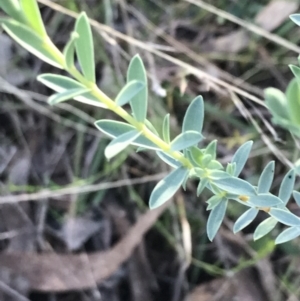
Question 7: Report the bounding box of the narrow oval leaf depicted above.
[253,217,277,240]
[0,0,26,23]
[95,120,160,150]
[275,226,300,244]
[48,88,90,105]
[258,161,275,193]
[279,169,295,204]
[231,141,253,176]
[38,74,107,108]
[95,120,134,137]
[115,80,144,106]
[290,64,300,82]
[63,32,79,70]
[248,194,283,207]
[264,87,289,120]
[127,55,147,122]
[293,191,300,207]
[270,208,300,226]
[2,20,62,68]
[162,114,170,143]
[170,131,203,151]
[206,195,222,211]
[214,177,256,196]
[233,208,258,233]
[209,170,231,180]
[149,167,189,209]
[75,12,95,82]
[290,14,300,26]
[182,96,204,134]
[205,140,217,159]
[197,178,209,196]
[156,151,181,168]
[105,130,141,160]
[38,74,85,91]
[286,78,300,125]
[20,0,47,37]
[207,198,228,241]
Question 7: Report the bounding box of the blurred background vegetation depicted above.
[1,0,300,300]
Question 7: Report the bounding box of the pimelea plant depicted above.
[1,0,300,243]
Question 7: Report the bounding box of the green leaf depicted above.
[231,141,253,176]
[105,130,141,160]
[0,0,26,23]
[20,0,47,37]
[248,194,283,207]
[75,12,95,82]
[170,131,203,151]
[127,55,147,122]
[149,167,189,209]
[275,226,300,244]
[279,169,295,204]
[253,217,277,240]
[206,195,222,211]
[258,161,275,193]
[293,191,300,207]
[214,177,256,196]
[95,120,160,150]
[205,140,217,159]
[290,14,300,26]
[115,80,145,106]
[233,208,258,233]
[156,151,181,168]
[162,114,170,143]
[270,208,300,226]
[182,96,204,134]
[207,198,227,241]
[63,32,79,70]
[207,160,223,170]
[197,178,209,196]
[264,87,289,120]
[48,88,90,105]
[38,74,106,108]
[209,170,231,180]
[1,19,62,68]
[286,78,300,125]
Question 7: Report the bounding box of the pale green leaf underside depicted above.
[275,226,300,244]
[162,114,170,143]
[127,54,147,122]
[214,177,256,196]
[38,74,106,108]
[207,198,227,241]
[75,12,95,82]
[63,32,78,70]
[170,131,203,151]
[105,130,141,160]
[95,120,160,150]
[182,96,204,134]
[115,80,144,106]
[233,207,258,233]
[156,151,181,168]
[253,217,277,240]
[149,167,189,209]
[48,88,90,105]
[2,19,62,68]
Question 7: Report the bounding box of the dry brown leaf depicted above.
[255,0,298,32]
[0,204,168,292]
